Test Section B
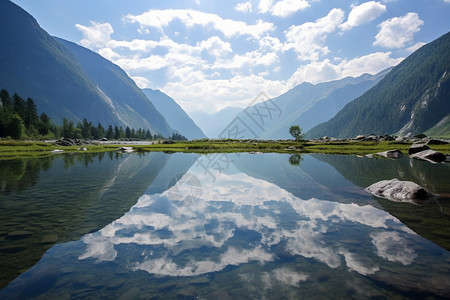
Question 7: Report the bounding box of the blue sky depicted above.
[12,0,450,114]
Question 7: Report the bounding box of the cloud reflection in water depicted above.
[79,162,416,277]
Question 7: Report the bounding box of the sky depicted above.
[11,0,450,114]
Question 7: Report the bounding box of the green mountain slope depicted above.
[0,1,172,136]
[307,31,450,139]
[142,88,206,140]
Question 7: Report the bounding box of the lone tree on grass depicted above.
[289,125,304,141]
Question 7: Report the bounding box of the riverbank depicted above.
[1,139,450,160]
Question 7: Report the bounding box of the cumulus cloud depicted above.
[284,8,345,61]
[373,12,424,48]
[75,21,114,49]
[235,1,253,13]
[258,0,310,17]
[124,9,274,39]
[340,1,387,31]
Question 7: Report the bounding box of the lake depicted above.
[0,152,449,299]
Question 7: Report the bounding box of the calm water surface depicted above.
[0,152,449,299]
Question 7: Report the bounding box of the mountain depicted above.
[307,31,450,139]
[216,72,388,140]
[57,39,173,135]
[189,106,243,138]
[142,88,206,140]
[0,1,172,136]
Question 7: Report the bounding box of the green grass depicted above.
[0,140,119,160]
[1,139,449,160]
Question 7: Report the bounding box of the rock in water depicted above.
[375,149,403,159]
[365,178,435,204]
[410,149,446,163]
[408,143,430,155]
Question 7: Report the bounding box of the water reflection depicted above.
[1,153,449,299]
[0,152,197,288]
[68,154,448,297]
[315,154,450,250]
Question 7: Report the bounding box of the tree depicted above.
[13,93,26,121]
[7,114,25,139]
[96,123,105,139]
[289,125,304,141]
[38,113,51,135]
[125,126,131,138]
[81,118,93,139]
[62,118,75,138]
[145,129,152,140]
[25,98,39,129]
[0,89,12,110]
[106,125,114,140]
[289,154,303,166]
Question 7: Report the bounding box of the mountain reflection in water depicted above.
[1,153,449,299]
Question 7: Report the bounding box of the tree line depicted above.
[0,89,186,141]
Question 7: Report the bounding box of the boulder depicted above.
[117,147,134,153]
[375,149,403,159]
[355,135,365,140]
[413,133,427,139]
[426,139,449,145]
[365,178,435,204]
[395,137,405,142]
[410,149,446,163]
[408,143,430,155]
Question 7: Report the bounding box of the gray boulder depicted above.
[426,139,449,145]
[408,143,430,155]
[410,149,446,163]
[365,178,435,204]
[375,149,403,159]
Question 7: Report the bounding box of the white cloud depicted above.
[340,250,380,275]
[373,12,424,48]
[200,36,233,58]
[235,1,253,13]
[75,21,114,49]
[258,0,310,17]
[340,1,387,31]
[406,41,426,53]
[124,9,274,39]
[284,8,345,61]
[286,52,402,89]
[163,74,285,112]
[272,0,311,17]
[131,76,152,89]
[371,231,417,265]
[98,47,120,61]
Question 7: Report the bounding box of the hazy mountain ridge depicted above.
[142,88,206,140]
[214,71,388,140]
[189,106,243,138]
[0,0,173,136]
[307,31,450,139]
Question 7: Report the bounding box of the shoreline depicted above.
[1,139,449,160]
